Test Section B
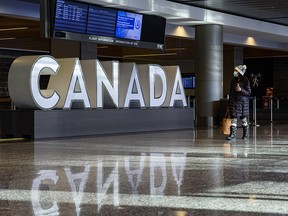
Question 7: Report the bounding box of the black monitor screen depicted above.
[141,15,166,44]
[87,6,117,37]
[115,10,143,40]
[54,0,88,34]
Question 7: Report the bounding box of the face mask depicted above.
[233,71,239,77]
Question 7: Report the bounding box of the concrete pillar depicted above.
[80,42,97,60]
[50,38,97,60]
[50,38,80,58]
[195,24,223,127]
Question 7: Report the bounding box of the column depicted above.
[50,39,97,60]
[80,42,97,60]
[195,24,223,127]
[50,38,80,58]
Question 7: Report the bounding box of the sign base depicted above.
[1,108,194,139]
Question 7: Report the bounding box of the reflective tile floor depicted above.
[0,122,288,215]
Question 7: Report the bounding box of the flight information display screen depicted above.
[87,6,117,37]
[182,74,196,89]
[54,0,88,34]
[51,0,166,50]
[115,10,143,40]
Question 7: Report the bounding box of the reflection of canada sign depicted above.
[8,55,187,110]
[31,153,186,214]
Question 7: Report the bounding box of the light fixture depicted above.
[165,48,186,51]
[123,53,177,58]
[0,27,28,31]
[245,36,257,46]
[97,46,109,49]
[0,37,16,41]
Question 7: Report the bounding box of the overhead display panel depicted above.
[115,10,143,41]
[54,0,88,34]
[86,6,117,37]
[48,0,166,50]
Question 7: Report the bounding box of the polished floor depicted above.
[0,122,288,215]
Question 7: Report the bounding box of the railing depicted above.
[250,96,288,125]
[252,96,258,126]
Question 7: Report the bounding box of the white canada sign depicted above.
[8,55,187,110]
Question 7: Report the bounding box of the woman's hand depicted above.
[235,83,242,92]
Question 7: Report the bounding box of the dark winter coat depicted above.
[228,75,251,118]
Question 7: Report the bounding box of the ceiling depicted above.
[0,15,49,52]
[0,0,288,62]
[167,0,288,27]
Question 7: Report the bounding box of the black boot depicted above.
[242,125,248,139]
[226,126,237,140]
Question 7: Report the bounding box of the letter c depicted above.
[31,56,60,110]
[8,55,60,110]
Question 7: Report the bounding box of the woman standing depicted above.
[227,65,251,140]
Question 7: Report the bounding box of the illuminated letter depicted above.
[149,65,167,107]
[31,170,60,215]
[96,60,119,108]
[31,57,60,110]
[63,59,91,109]
[8,55,60,110]
[124,65,145,108]
[169,68,187,107]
